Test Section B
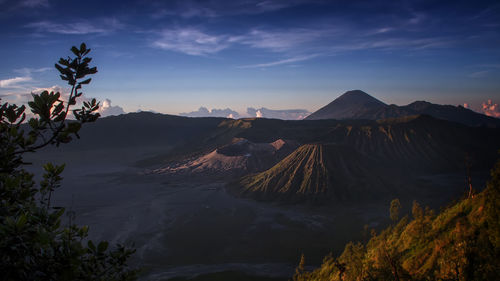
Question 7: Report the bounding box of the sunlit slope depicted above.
[294,161,500,280]
[235,144,393,202]
[151,138,299,176]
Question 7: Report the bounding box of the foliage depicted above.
[293,160,500,280]
[0,43,137,280]
[390,198,401,223]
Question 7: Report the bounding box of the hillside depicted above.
[292,160,500,280]
[60,112,227,150]
[151,138,298,177]
[232,144,395,202]
[305,90,500,127]
[229,115,500,203]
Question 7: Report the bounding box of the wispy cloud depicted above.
[468,70,490,78]
[152,4,217,19]
[25,18,123,35]
[150,0,321,19]
[0,77,32,88]
[151,26,335,58]
[14,67,51,75]
[239,54,319,68]
[369,27,395,35]
[150,22,458,69]
[20,0,49,8]
[153,28,230,55]
[230,28,330,52]
[364,37,454,50]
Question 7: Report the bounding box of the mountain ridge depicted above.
[305,90,500,127]
[306,90,388,121]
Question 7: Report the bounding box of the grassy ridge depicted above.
[293,160,500,280]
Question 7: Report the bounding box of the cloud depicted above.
[0,77,32,88]
[98,99,126,117]
[152,4,217,19]
[25,18,123,35]
[468,70,490,78]
[230,28,329,52]
[370,27,394,34]
[14,67,51,75]
[150,19,458,65]
[33,87,125,117]
[180,107,240,118]
[20,0,49,8]
[151,26,327,57]
[247,107,310,120]
[481,100,500,118]
[239,54,319,68]
[150,0,321,19]
[153,28,230,56]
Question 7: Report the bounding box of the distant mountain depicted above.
[229,115,500,203]
[306,90,500,127]
[305,90,387,120]
[33,110,500,204]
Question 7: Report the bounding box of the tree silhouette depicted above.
[0,43,137,280]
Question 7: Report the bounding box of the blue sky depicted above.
[0,0,499,118]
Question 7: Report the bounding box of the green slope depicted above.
[293,160,500,280]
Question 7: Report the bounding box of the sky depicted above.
[0,0,499,118]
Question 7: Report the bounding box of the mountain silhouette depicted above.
[306,90,500,127]
[305,90,387,120]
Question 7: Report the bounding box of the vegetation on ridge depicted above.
[292,158,500,280]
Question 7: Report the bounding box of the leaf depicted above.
[52,103,64,117]
[55,63,65,75]
[88,240,96,251]
[28,118,39,129]
[16,214,28,229]
[53,111,67,122]
[55,164,66,174]
[79,78,92,85]
[71,46,80,56]
[65,122,81,134]
[98,241,109,253]
[80,43,87,53]
[43,162,55,172]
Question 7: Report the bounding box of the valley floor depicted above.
[24,145,482,280]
